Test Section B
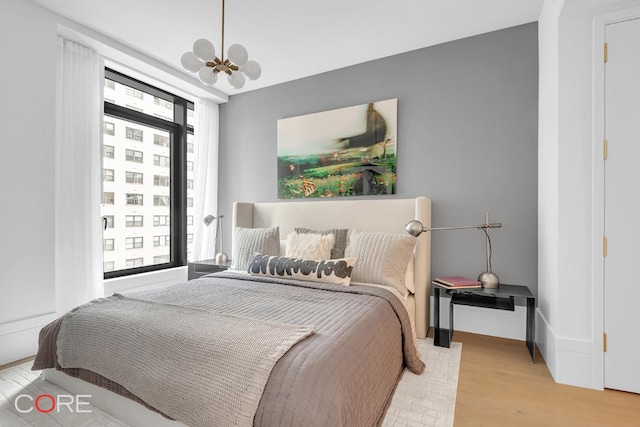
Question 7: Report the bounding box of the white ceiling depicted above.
[29,0,543,96]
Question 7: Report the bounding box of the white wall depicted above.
[538,0,640,389]
[0,0,59,365]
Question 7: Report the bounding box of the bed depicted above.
[35,196,432,427]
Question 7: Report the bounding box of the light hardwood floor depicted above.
[451,331,640,426]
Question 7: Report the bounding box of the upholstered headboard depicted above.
[232,197,432,338]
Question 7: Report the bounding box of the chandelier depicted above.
[181,0,261,89]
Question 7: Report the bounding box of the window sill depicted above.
[104,266,187,295]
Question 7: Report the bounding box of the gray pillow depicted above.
[231,227,280,271]
[295,227,348,259]
[344,229,416,297]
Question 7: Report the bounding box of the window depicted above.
[187,161,194,171]
[104,215,114,228]
[103,239,114,251]
[153,255,170,264]
[153,215,170,226]
[154,134,170,147]
[187,142,194,153]
[103,192,114,205]
[154,175,170,186]
[125,171,144,184]
[125,215,143,227]
[154,235,170,247]
[125,149,143,163]
[187,216,193,225]
[125,258,144,268]
[126,193,143,205]
[187,197,193,208]
[104,121,115,136]
[102,69,193,279]
[103,169,114,182]
[126,127,144,142]
[153,154,170,167]
[154,195,169,206]
[126,87,143,99]
[125,237,143,249]
[104,145,115,159]
[187,179,194,190]
[187,234,193,244]
[104,261,115,271]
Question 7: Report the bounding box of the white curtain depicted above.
[191,99,220,261]
[55,37,104,313]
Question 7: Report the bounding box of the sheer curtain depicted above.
[55,37,104,313]
[191,99,220,261]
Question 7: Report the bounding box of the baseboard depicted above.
[0,312,60,366]
[536,309,600,390]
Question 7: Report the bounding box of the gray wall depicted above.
[219,23,538,295]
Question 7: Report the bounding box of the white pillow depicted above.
[345,229,416,297]
[405,256,415,294]
[285,231,335,260]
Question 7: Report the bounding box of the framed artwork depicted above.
[277,98,397,199]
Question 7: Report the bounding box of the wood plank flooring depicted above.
[451,331,640,426]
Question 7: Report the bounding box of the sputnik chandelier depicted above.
[181,0,261,89]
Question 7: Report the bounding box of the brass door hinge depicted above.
[604,333,607,352]
[604,43,608,63]
[604,140,608,160]
[603,237,608,257]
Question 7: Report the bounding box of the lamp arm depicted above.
[424,223,502,232]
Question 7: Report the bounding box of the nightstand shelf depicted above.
[188,259,231,280]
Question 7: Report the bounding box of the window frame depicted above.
[103,68,192,279]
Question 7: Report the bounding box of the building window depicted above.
[103,169,114,182]
[104,261,115,271]
[103,192,115,205]
[125,258,144,267]
[102,68,193,278]
[126,87,143,99]
[103,239,114,251]
[153,215,170,226]
[154,195,169,206]
[187,161,194,171]
[153,154,170,167]
[104,121,115,136]
[104,215,114,228]
[126,127,143,142]
[187,216,193,226]
[154,175,170,186]
[125,237,144,249]
[187,142,194,153]
[125,215,143,227]
[154,134,170,147]
[125,171,144,184]
[153,255,170,264]
[125,149,143,163]
[187,234,193,244]
[126,193,143,205]
[153,235,170,247]
[104,145,115,159]
[187,179,194,190]
[187,197,193,208]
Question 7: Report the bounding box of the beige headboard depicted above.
[232,197,432,338]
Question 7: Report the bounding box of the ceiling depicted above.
[29,0,544,96]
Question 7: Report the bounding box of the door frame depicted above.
[593,6,640,391]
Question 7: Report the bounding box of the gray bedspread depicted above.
[34,271,425,427]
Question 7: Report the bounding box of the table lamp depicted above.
[203,214,229,264]
[405,213,502,288]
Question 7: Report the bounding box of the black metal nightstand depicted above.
[187,259,231,280]
[432,282,536,362]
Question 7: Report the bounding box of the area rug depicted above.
[0,338,462,427]
[383,338,463,427]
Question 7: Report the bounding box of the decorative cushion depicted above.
[295,227,348,259]
[231,227,280,271]
[247,253,356,286]
[345,229,416,297]
[285,231,335,260]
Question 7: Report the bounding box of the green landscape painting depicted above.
[277,98,397,199]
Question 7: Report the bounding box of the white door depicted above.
[604,17,640,394]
